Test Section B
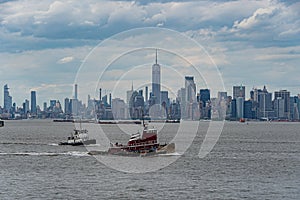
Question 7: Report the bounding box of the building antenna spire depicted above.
[155,49,158,64]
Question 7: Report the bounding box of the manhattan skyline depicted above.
[0,0,300,106]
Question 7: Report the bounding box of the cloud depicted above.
[57,56,74,64]
[233,7,277,30]
[1,0,300,106]
[0,0,299,53]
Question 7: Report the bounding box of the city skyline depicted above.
[0,0,300,107]
[1,81,300,110]
[1,80,299,112]
[0,48,299,109]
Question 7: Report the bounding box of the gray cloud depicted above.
[1,0,300,105]
[2,0,296,50]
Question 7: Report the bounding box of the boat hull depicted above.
[88,143,175,156]
[59,139,96,146]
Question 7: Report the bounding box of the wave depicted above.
[47,143,59,146]
[0,151,89,157]
[0,142,43,145]
[158,152,181,156]
[0,142,60,146]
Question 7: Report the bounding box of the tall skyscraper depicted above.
[145,86,148,102]
[258,86,272,118]
[230,99,237,119]
[274,97,285,119]
[200,89,210,106]
[23,99,29,114]
[50,100,56,109]
[161,91,169,106]
[31,91,37,114]
[64,98,70,114]
[99,88,102,100]
[236,97,244,119]
[70,99,78,116]
[251,86,273,119]
[74,84,78,100]
[274,90,290,119]
[290,96,299,120]
[185,76,196,103]
[244,100,253,119]
[3,84,12,112]
[233,85,245,99]
[126,83,134,105]
[152,49,161,104]
[112,98,126,119]
[43,102,47,112]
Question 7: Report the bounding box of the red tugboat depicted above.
[106,122,175,156]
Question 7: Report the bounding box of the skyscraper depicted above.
[185,76,196,103]
[244,100,253,119]
[43,102,47,112]
[233,85,245,99]
[161,91,169,106]
[126,83,134,105]
[274,90,290,119]
[74,84,78,100]
[217,92,227,101]
[152,49,161,104]
[274,97,285,119]
[258,86,272,118]
[24,99,29,115]
[3,84,12,112]
[145,86,148,102]
[236,97,244,119]
[64,98,70,114]
[200,89,210,106]
[31,91,37,114]
[200,89,211,119]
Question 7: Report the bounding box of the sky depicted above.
[0,0,300,107]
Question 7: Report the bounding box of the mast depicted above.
[142,109,145,127]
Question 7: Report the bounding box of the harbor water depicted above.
[0,120,299,199]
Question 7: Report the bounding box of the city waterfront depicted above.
[0,120,299,199]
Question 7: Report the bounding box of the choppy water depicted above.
[0,120,299,199]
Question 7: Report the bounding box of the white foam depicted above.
[159,152,181,156]
[48,143,59,146]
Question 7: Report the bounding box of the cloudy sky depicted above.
[0,0,300,106]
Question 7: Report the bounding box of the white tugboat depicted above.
[59,123,96,146]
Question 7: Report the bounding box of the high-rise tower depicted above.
[152,49,161,104]
[185,76,196,103]
[233,85,245,99]
[274,90,290,119]
[31,91,37,114]
[3,84,12,112]
[74,84,78,100]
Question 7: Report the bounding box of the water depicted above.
[0,120,299,199]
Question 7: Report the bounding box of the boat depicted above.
[89,121,175,156]
[59,128,96,146]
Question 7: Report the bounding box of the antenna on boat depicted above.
[79,118,82,130]
[141,109,146,128]
[142,109,145,127]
